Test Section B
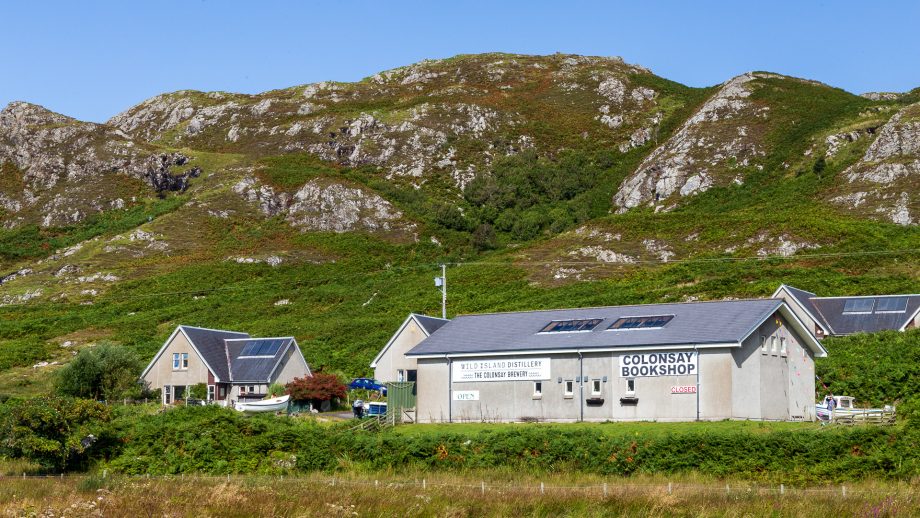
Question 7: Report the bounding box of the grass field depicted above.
[0,472,914,517]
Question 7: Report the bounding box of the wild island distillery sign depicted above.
[619,352,697,377]
[452,358,550,382]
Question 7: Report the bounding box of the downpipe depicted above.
[578,351,584,422]
[447,355,453,423]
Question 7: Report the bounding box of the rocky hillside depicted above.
[830,102,920,224]
[107,55,678,187]
[0,102,201,227]
[0,53,917,392]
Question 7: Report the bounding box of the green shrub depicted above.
[189,383,208,400]
[816,329,920,408]
[0,396,112,471]
[106,405,334,475]
[268,383,286,397]
[54,343,144,401]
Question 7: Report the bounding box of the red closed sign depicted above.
[671,385,697,394]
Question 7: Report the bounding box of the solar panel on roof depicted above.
[842,298,875,314]
[240,339,284,357]
[875,297,908,313]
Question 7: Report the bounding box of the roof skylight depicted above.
[539,319,603,333]
[608,315,674,330]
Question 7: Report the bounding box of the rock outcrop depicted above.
[0,102,201,226]
[613,73,773,212]
[233,176,413,235]
[831,103,920,225]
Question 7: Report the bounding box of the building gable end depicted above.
[140,326,220,381]
[371,314,428,368]
[773,285,830,336]
[900,305,920,331]
[739,303,826,357]
[177,327,224,382]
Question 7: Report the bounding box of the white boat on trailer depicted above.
[235,394,291,413]
[816,395,895,424]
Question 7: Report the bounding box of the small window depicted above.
[207,385,215,401]
[249,385,255,393]
[626,379,636,395]
[609,315,674,330]
[397,369,405,382]
[533,382,542,398]
[164,385,172,404]
[172,353,180,370]
[540,319,603,333]
[760,336,767,354]
[591,379,602,395]
[780,337,788,357]
[564,380,574,397]
[239,386,246,394]
[843,298,875,314]
[181,353,189,369]
[771,336,778,355]
[219,386,226,398]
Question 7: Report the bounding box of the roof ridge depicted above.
[813,294,920,300]
[449,298,780,318]
[180,324,249,335]
[782,284,817,296]
[225,336,294,341]
[411,313,449,321]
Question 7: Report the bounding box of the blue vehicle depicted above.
[349,377,387,395]
[366,402,387,417]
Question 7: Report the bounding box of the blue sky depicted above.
[2,1,918,122]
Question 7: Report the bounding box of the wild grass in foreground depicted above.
[0,473,914,517]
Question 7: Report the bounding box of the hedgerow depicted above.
[89,406,920,483]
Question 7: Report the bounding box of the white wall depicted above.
[374,318,427,382]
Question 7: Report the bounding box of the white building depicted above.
[374,299,825,423]
[140,325,311,405]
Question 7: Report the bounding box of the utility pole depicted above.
[435,264,447,319]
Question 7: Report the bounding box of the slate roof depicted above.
[412,314,449,335]
[406,299,787,356]
[227,338,294,382]
[779,285,920,336]
[175,327,304,383]
[180,326,249,381]
[811,296,920,336]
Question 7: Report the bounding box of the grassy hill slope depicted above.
[0,53,917,398]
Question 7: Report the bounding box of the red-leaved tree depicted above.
[285,373,347,404]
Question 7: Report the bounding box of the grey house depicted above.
[140,325,312,405]
[382,299,825,423]
[773,284,920,339]
[371,313,448,382]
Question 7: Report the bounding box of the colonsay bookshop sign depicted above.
[619,351,697,378]
[452,358,551,382]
